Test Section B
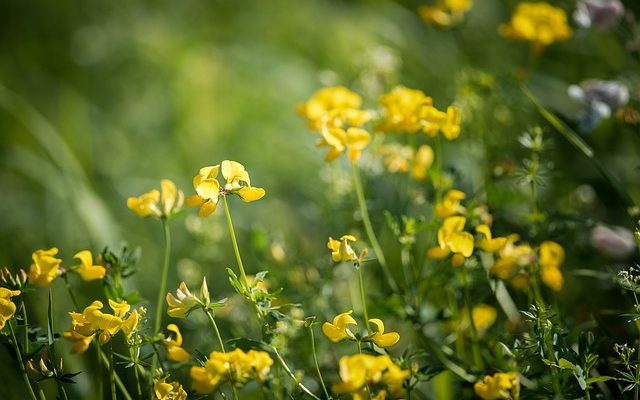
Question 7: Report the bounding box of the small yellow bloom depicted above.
[154,376,187,400]
[166,282,200,318]
[318,126,371,163]
[378,86,434,134]
[435,189,466,218]
[366,318,400,348]
[490,235,534,280]
[72,250,106,281]
[127,179,184,219]
[378,144,434,181]
[541,265,564,291]
[412,145,435,181]
[327,235,358,263]
[476,225,508,253]
[62,330,95,354]
[332,354,410,399]
[0,288,20,330]
[539,241,565,291]
[474,371,520,400]
[440,106,462,140]
[499,2,572,52]
[64,300,123,350]
[471,304,497,335]
[164,324,190,362]
[297,86,363,131]
[419,0,473,28]
[28,247,62,287]
[322,310,358,343]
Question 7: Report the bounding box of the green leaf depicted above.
[558,358,576,370]
[586,376,614,384]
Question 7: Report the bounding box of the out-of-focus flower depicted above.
[472,304,497,335]
[538,241,565,291]
[190,348,273,394]
[28,248,62,287]
[378,144,434,181]
[154,376,188,400]
[127,179,184,219]
[435,189,466,218]
[476,225,508,253]
[590,225,637,260]
[427,216,474,267]
[574,0,624,29]
[185,161,265,217]
[499,2,572,52]
[318,126,371,163]
[322,311,358,343]
[568,79,630,132]
[166,282,201,318]
[490,235,535,287]
[474,371,520,400]
[164,324,190,362]
[327,235,358,263]
[418,0,473,28]
[297,86,363,131]
[332,354,410,399]
[72,250,106,281]
[441,106,462,140]
[366,318,400,347]
[0,288,20,330]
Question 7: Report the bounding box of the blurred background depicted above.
[1,0,639,398]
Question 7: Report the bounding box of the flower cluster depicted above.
[153,375,188,400]
[0,288,21,330]
[499,2,572,52]
[474,371,520,400]
[185,160,265,217]
[190,348,273,393]
[332,354,410,399]
[377,143,434,181]
[322,310,400,348]
[63,299,140,353]
[418,0,473,28]
[127,179,184,219]
[28,248,106,287]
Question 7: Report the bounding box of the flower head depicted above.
[500,2,572,52]
[322,310,358,343]
[318,126,371,164]
[72,250,106,281]
[127,179,184,219]
[427,216,474,267]
[28,247,62,287]
[166,282,201,318]
[0,288,20,330]
[332,354,410,399]
[164,324,190,362]
[365,318,400,348]
[476,225,508,253]
[154,376,187,400]
[419,0,473,28]
[435,189,466,218]
[297,86,363,131]
[472,304,497,336]
[474,371,520,400]
[327,235,358,263]
[378,144,434,181]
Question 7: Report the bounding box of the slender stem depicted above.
[154,219,171,335]
[97,344,133,400]
[270,346,322,400]
[58,384,69,400]
[38,389,46,400]
[9,322,38,400]
[356,264,371,334]
[308,325,330,399]
[205,309,226,352]
[62,274,79,310]
[461,270,483,371]
[109,342,117,400]
[351,164,399,293]
[129,346,143,399]
[21,301,29,354]
[223,196,249,290]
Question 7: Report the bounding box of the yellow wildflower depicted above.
[490,235,534,281]
[0,288,20,330]
[378,144,434,181]
[474,371,520,400]
[164,324,190,362]
[427,216,474,267]
[412,145,435,180]
[378,86,434,134]
[332,354,410,399]
[190,348,273,394]
[322,310,358,343]
[28,247,62,287]
[127,179,184,219]
[297,86,363,131]
[418,0,473,28]
[185,161,265,217]
[539,241,565,291]
[435,189,466,218]
[72,250,106,281]
[440,106,462,140]
[318,126,371,163]
[472,304,497,335]
[166,282,201,318]
[499,2,572,52]
[366,318,400,348]
[476,225,508,253]
[327,235,358,263]
[154,376,187,400]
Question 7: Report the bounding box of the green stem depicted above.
[129,346,143,399]
[154,219,171,335]
[356,264,371,334]
[97,343,132,400]
[351,164,399,293]
[223,196,250,290]
[461,270,483,371]
[9,322,38,400]
[270,346,321,400]
[308,325,330,399]
[58,384,69,400]
[109,342,116,400]
[205,309,226,352]
[62,274,79,309]
[21,301,29,354]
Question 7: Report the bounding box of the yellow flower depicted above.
[490,235,534,281]
[539,241,565,291]
[72,250,106,281]
[474,371,520,400]
[185,161,265,217]
[327,235,358,263]
[164,324,190,362]
[121,309,140,338]
[154,376,187,400]
[0,288,20,330]
[366,318,400,348]
[64,300,123,349]
[190,348,273,394]
[476,225,508,253]
[322,310,358,343]
[378,144,434,181]
[166,282,200,318]
[471,304,497,335]
[440,106,462,140]
[62,330,95,354]
[412,145,435,181]
[28,247,62,287]
[378,86,434,134]
[318,126,371,163]
[427,216,474,267]
[297,86,363,131]
[127,179,184,219]
[418,0,473,28]
[332,354,410,399]
[435,189,466,218]
[541,266,564,291]
[499,2,572,52]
